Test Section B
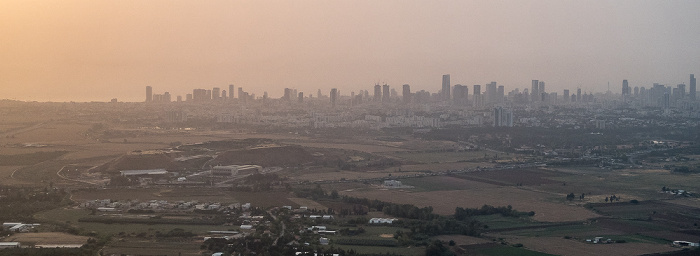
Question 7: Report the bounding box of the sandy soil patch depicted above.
[3,232,89,244]
[665,198,700,209]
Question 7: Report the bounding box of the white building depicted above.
[0,242,20,249]
[369,218,397,224]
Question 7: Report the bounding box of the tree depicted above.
[425,240,454,256]
[331,190,339,199]
[566,193,575,201]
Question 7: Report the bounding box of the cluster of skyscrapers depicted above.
[146,84,260,104]
[620,74,697,109]
[144,74,698,112]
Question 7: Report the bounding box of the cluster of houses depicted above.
[81,199,251,213]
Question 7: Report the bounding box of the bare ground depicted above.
[506,236,678,256]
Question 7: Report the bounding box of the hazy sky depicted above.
[1,0,699,102]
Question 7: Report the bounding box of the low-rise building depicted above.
[368,218,397,224]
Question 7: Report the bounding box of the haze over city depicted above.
[1,0,700,102]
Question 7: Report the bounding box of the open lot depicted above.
[503,236,678,256]
[2,232,89,245]
[454,168,565,186]
[102,238,204,256]
[401,175,499,192]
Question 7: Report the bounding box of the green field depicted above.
[328,244,424,256]
[603,234,670,244]
[500,224,600,237]
[476,246,558,256]
[474,215,540,230]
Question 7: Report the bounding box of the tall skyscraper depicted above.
[402,84,411,103]
[531,80,539,102]
[442,74,451,100]
[497,85,504,103]
[453,84,468,106]
[298,92,304,103]
[284,88,293,101]
[193,89,207,101]
[229,84,234,100]
[212,87,221,99]
[563,89,570,102]
[473,84,482,107]
[374,84,381,102]
[576,88,582,102]
[691,74,696,101]
[486,82,498,104]
[330,88,338,107]
[146,86,152,102]
[622,80,630,96]
[382,84,390,102]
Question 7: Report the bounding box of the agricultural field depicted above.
[34,208,234,237]
[0,106,698,256]
[329,245,423,256]
[502,236,677,256]
[2,232,90,246]
[102,238,204,256]
[401,175,499,192]
[341,175,600,222]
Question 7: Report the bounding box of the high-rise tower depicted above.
[691,74,696,101]
[382,84,390,102]
[473,84,482,107]
[146,86,152,102]
[622,80,630,96]
[330,88,338,107]
[402,84,411,103]
[442,74,451,100]
[531,80,539,102]
[374,84,381,102]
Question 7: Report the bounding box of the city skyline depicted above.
[2,0,700,102]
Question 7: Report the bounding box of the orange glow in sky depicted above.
[1,0,699,102]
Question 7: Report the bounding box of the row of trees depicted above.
[454,205,534,220]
